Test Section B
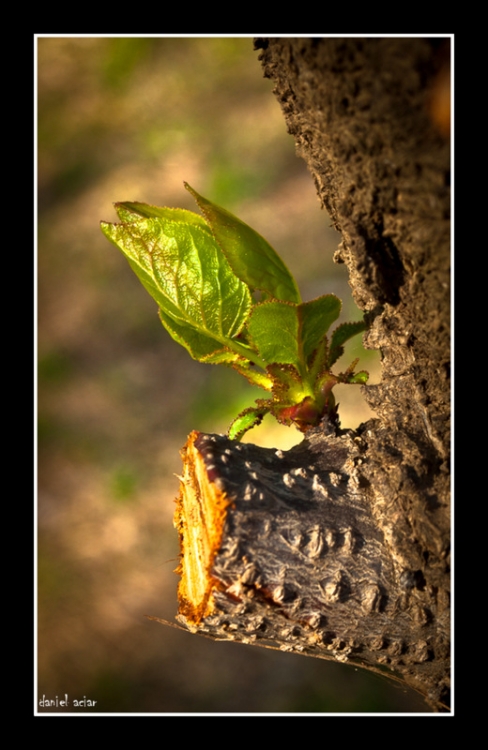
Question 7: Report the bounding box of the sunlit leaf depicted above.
[247,300,301,367]
[348,370,369,384]
[228,405,270,441]
[101,213,252,354]
[158,308,233,362]
[300,295,341,361]
[115,202,213,232]
[328,320,367,367]
[246,295,341,370]
[185,183,301,303]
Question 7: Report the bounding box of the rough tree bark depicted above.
[167,38,450,712]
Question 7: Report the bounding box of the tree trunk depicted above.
[169,38,451,712]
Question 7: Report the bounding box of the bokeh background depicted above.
[37,36,426,713]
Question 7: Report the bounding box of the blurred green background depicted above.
[37,36,424,713]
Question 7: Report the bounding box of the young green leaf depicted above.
[158,308,234,362]
[246,300,302,368]
[115,202,213,231]
[347,370,369,384]
[328,320,368,367]
[101,213,254,361]
[300,295,342,361]
[246,295,341,372]
[185,183,301,304]
[228,405,270,442]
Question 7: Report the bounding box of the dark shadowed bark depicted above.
[168,38,450,712]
